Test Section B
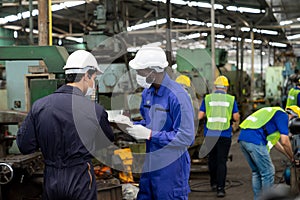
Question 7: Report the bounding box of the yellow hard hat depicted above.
[214,75,229,87]
[176,75,191,87]
[286,105,300,117]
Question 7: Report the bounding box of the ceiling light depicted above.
[226,6,238,12]
[241,27,250,32]
[287,34,300,40]
[66,37,83,43]
[188,20,205,26]
[238,7,261,14]
[171,18,187,24]
[226,6,264,14]
[13,31,18,39]
[127,18,167,31]
[280,20,293,26]
[269,42,287,47]
[259,29,278,35]
[170,0,187,5]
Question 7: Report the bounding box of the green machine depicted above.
[0,46,68,110]
[176,48,228,97]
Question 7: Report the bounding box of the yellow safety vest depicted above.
[205,93,234,131]
[240,107,285,151]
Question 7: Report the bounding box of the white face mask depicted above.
[136,73,155,89]
[85,79,95,96]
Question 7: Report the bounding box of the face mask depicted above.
[85,79,95,96]
[136,71,155,89]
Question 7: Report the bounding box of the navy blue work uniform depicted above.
[135,74,195,200]
[17,85,114,200]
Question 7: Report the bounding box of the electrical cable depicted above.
[190,179,244,192]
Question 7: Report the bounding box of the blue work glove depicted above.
[126,125,152,140]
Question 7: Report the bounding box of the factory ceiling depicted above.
[1,0,300,55]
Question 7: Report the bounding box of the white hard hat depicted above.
[129,46,168,72]
[63,50,102,74]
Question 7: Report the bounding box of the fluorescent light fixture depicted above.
[171,0,187,5]
[3,25,22,30]
[231,37,241,41]
[297,18,300,21]
[287,34,300,40]
[25,28,39,34]
[188,20,205,26]
[241,27,278,35]
[5,15,20,22]
[226,25,232,29]
[171,18,187,24]
[239,7,261,14]
[259,29,278,35]
[0,18,8,25]
[52,1,85,11]
[226,6,238,12]
[280,20,293,26]
[152,0,166,2]
[66,36,83,43]
[206,23,225,28]
[226,6,264,14]
[201,32,208,36]
[13,31,18,39]
[216,34,225,39]
[269,42,287,47]
[188,1,223,9]
[178,33,200,40]
[127,18,167,31]
[241,27,250,32]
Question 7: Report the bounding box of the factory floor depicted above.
[188,131,291,200]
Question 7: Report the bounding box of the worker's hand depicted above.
[112,115,133,126]
[126,125,151,140]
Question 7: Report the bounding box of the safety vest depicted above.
[286,88,300,107]
[240,107,285,151]
[205,93,234,131]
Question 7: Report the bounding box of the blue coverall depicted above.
[17,85,114,200]
[136,74,195,200]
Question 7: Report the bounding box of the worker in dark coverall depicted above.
[126,46,195,200]
[17,50,114,200]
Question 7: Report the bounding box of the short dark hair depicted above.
[65,69,97,84]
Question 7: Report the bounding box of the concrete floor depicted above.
[188,131,291,200]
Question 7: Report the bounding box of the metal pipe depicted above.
[235,24,240,98]
[250,31,255,101]
[29,0,33,44]
[166,0,173,68]
[240,36,244,97]
[260,43,263,95]
[211,0,216,91]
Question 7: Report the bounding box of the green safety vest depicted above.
[240,107,285,151]
[205,93,234,131]
[286,88,300,107]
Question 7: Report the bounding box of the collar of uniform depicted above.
[55,85,84,96]
[214,90,226,94]
[147,73,169,97]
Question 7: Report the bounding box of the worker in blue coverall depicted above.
[238,106,295,200]
[286,77,300,107]
[198,75,240,198]
[17,50,114,200]
[125,46,195,200]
